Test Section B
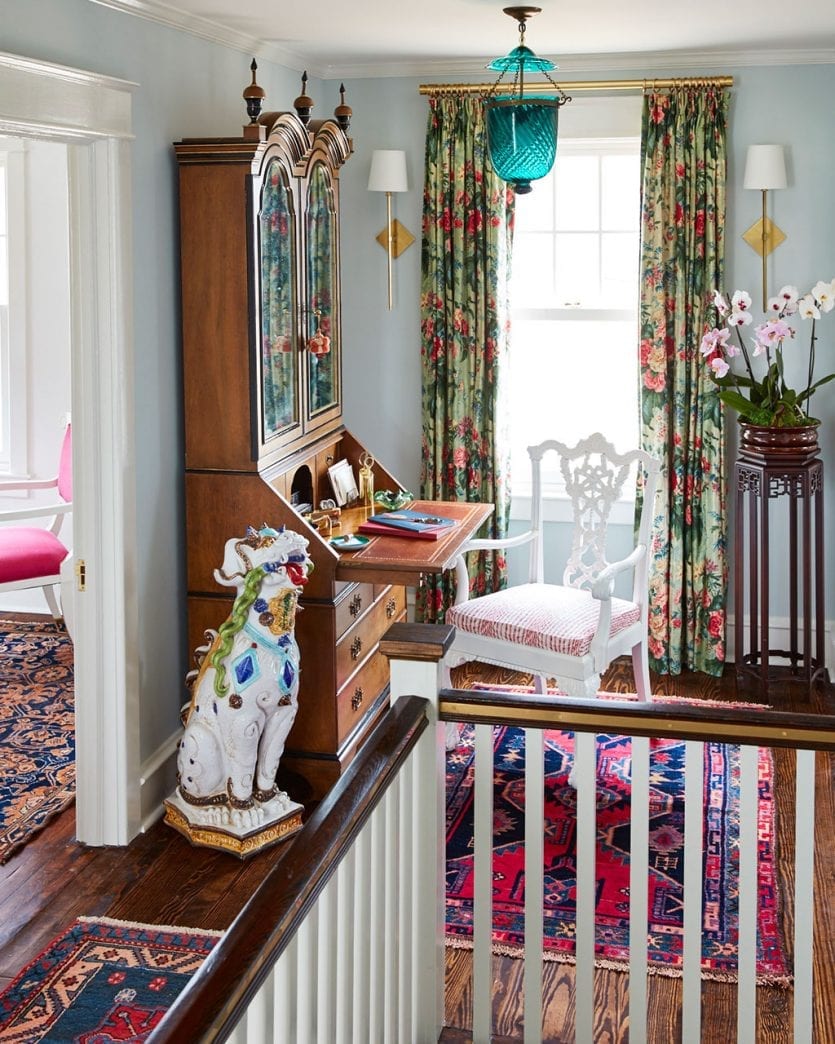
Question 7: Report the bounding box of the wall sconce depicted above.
[742,144,787,311]
[367,150,412,310]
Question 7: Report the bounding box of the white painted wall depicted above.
[0,136,71,613]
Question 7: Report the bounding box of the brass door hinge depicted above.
[75,559,87,592]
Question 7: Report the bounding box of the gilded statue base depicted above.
[163,790,303,859]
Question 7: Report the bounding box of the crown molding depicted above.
[334,47,835,81]
[87,1,835,81]
[88,0,312,73]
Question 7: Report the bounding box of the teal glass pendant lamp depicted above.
[485,6,570,194]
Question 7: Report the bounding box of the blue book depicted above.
[367,509,456,533]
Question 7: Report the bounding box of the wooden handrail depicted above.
[441,687,835,751]
[148,694,430,1044]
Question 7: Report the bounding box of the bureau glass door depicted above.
[258,156,299,443]
[305,161,340,421]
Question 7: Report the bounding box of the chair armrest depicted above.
[0,501,72,523]
[460,529,537,556]
[591,544,646,600]
[0,476,58,493]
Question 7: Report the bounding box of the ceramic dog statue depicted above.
[164,524,312,856]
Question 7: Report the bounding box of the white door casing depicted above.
[0,50,140,845]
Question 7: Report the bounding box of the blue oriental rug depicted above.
[0,620,75,863]
[0,917,221,1041]
[445,709,790,985]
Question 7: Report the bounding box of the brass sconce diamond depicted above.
[742,216,786,257]
[376,219,414,258]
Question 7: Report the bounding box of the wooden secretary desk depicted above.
[175,87,491,797]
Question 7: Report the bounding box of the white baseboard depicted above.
[726,614,834,673]
[139,730,180,832]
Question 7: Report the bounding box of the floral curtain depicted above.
[418,94,514,622]
[639,87,729,675]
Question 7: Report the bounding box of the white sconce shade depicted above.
[368,149,409,193]
[368,150,411,310]
[743,144,787,191]
[742,144,788,311]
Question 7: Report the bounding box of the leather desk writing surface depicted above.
[334,500,493,585]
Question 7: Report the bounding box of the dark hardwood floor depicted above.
[2,612,833,1041]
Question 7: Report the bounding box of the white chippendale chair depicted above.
[0,420,73,626]
[445,432,660,702]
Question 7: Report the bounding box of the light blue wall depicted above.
[3,0,834,757]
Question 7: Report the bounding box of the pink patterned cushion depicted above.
[447,583,641,658]
[0,527,69,583]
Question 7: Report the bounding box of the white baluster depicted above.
[737,744,759,1044]
[316,873,337,1040]
[335,850,354,1044]
[794,748,816,1043]
[473,722,494,1044]
[399,754,415,1043]
[352,820,372,1043]
[523,726,544,1044]
[574,731,596,1044]
[682,739,704,1042]
[629,734,650,1044]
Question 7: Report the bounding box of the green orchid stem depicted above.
[805,318,817,408]
[734,324,757,385]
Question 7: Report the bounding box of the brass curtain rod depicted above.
[419,75,733,96]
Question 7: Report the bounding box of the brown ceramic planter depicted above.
[738,421,821,464]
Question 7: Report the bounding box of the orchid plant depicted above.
[700,279,835,427]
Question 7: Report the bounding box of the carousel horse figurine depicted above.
[164,524,312,856]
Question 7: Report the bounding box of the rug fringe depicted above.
[444,935,793,989]
[77,915,224,937]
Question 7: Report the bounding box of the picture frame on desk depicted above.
[328,459,359,507]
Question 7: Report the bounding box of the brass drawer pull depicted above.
[350,593,363,617]
[385,597,397,619]
[350,636,363,661]
[351,687,364,711]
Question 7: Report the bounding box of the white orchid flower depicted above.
[811,279,835,314]
[731,290,752,313]
[776,285,799,316]
[798,294,820,320]
[728,309,753,327]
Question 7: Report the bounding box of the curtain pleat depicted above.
[639,88,729,675]
[417,95,514,622]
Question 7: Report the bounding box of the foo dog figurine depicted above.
[164,524,312,857]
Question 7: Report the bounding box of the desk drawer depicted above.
[335,585,406,689]
[334,582,375,637]
[337,648,391,744]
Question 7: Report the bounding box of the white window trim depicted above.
[0,139,27,477]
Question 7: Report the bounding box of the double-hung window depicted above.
[507,97,642,510]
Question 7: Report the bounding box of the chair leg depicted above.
[43,585,64,624]
[632,641,651,701]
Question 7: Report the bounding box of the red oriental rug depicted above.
[0,916,221,1041]
[445,709,790,985]
[0,620,75,863]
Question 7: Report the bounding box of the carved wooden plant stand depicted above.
[734,432,825,697]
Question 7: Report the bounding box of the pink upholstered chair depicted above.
[445,433,660,701]
[0,421,73,624]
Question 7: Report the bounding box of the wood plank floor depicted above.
[1,614,834,1041]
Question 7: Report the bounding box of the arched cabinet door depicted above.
[254,151,301,450]
[304,159,340,428]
